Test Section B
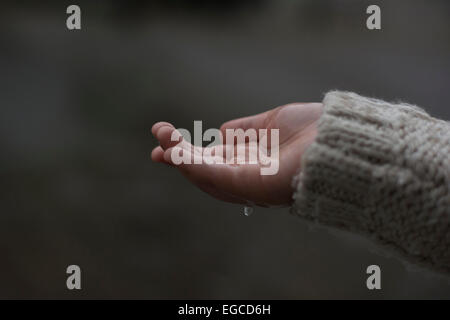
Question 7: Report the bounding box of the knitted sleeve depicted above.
[291,91,450,274]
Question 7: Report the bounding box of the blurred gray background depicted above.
[0,0,449,299]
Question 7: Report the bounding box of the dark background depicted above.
[0,0,449,299]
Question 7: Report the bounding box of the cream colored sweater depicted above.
[292,91,450,274]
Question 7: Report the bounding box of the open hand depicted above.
[151,103,322,207]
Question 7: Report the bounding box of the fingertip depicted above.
[151,146,165,162]
[151,122,174,137]
[156,126,181,149]
[163,146,196,168]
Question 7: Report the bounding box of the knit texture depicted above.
[292,91,450,274]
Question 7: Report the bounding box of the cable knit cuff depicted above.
[291,91,450,273]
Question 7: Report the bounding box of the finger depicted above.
[151,122,174,137]
[151,146,165,162]
[156,126,188,150]
[163,146,188,165]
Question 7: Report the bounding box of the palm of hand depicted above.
[152,103,322,207]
